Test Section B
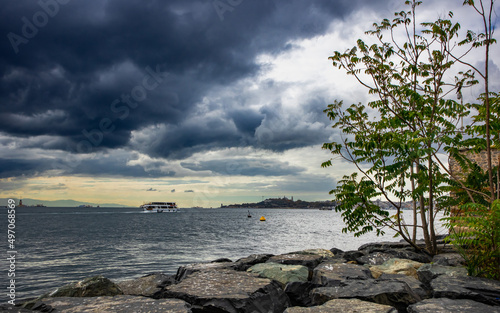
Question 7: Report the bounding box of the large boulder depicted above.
[231,254,274,271]
[407,298,500,313]
[358,237,447,253]
[292,249,335,259]
[431,275,500,306]
[267,253,324,270]
[247,262,310,287]
[358,242,432,263]
[342,250,365,263]
[311,263,372,286]
[356,252,394,265]
[284,281,321,307]
[377,273,428,300]
[311,279,420,312]
[284,298,397,313]
[431,253,465,267]
[0,305,33,312]
[329,248,344,257]
[384,249,431,264]
[369,258,424,279]
[416,263,467,285]
[358,241,415,252]
[175,261,234,281]
[48,276,123,298]
[37,296,192,312]
[157,269,291,312]
[118,273,174,297]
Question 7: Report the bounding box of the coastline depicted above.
[12,238,500,312]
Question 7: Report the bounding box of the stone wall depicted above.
[448,148,499,218]
[449,148,500,178]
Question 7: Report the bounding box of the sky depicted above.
[1,0,499,208]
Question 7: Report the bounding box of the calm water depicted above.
[0,207,446,302]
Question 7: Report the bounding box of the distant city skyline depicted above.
[1,1,499,208]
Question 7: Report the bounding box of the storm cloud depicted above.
[0,0,393,180]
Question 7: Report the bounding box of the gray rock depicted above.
[383,249,432,264]
[378,273,429,300]
[158,269,291,312]
[284,281,321,307]
[369,258,425,279]
[232,254,274,271]
[311,262,372,286]
[267,253,324,270]
[358,237,447,253]
[358,241,433,263]
[358,241,415,252]
[39,296,192,312]
[329,248,344,257]
[284,298,397,313]
[416,263,467,285]
[291,249,335,258]
[175,261,234,281]
[343,250,365,262]
[357,252,394,265]
[212,258,233,263]
[118,273,173,297]
[407,298,500,313]
[311,279,420,312]
[0,305,34,312]
[247,262,310,287]
[48,276,123,298]
[431,275,500,306]
[431,253,465,267]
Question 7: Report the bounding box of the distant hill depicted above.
[1,198,128,207]
[221,197,336,209]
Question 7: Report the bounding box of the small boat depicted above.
[247,210,252,218]
[141,202,179,213]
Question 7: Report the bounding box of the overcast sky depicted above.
[1,0,499,207]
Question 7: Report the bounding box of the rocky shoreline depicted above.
[3,238,500,312]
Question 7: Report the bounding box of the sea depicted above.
[0,207,447,302]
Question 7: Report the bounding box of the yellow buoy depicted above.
[260,216,266,221]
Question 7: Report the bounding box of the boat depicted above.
[247,210,252,218]
[141,202,179,213]
[319,206,334,210]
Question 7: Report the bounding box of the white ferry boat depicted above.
[141,202,179,213]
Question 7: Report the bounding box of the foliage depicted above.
[322,0,472,254]
[443,200,500,280]
[462,92,500,151]
[441,164,499,209]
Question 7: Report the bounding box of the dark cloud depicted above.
[0,152,174,179]
[181,158,305,176]
[0,0,390,178]
[0,158,53,179]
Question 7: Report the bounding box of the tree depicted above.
[444,0,498,202]
[322,0,474,255]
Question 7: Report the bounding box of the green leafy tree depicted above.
[323,0,473,255]
[448,0,498,201]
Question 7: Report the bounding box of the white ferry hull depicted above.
[143,207,179,213]
[140,201,179,213]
